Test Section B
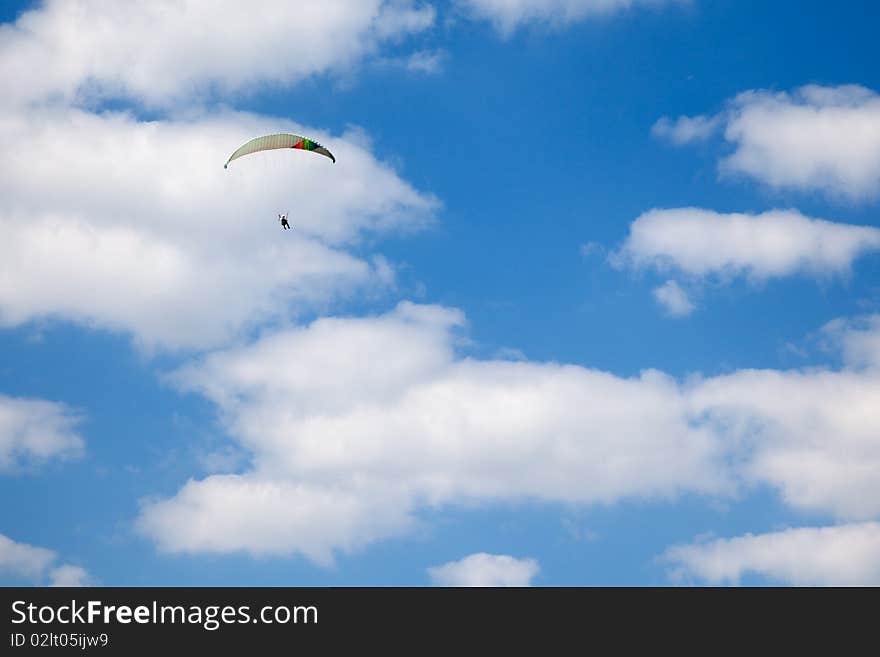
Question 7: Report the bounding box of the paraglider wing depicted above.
[224,133,336,168]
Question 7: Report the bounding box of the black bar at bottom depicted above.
[0,586,874,652]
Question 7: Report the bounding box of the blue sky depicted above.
[1,0,880,586]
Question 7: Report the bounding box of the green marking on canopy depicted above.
[224,133,336,168]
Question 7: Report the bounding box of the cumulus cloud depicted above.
[655,85,880,201]
[652,280,694,317]
[822,315,880,368]
[0,533,56,579]
[614,208,880,281]
[0,395,84,471]
[138,303,880,563]
[662,523,880,585]
[138,476,415,566]
[0,108,437,349]
[0,0,435,109]
[428,553,539,586]
[138,302,734,562]
[49,564,91,587]
[458,0,682,35]
[0,533,90,586]
[651,114,720,145]
[0,2,441,350]
[689,315,880,521]
[690,360,880,520]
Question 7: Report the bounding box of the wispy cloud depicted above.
[403,49,447,74]
[457,0,685,36]
[652,114,720,145]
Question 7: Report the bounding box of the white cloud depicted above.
[655,85,880,201]
[0,395,84,471]
[662,522,880,586]
[685,321,880,520]
[0,533,89,586]
[652,280,694,317]
[651,114,720,145]
[0,0,436,109]
[138,301,734,562]
[0,108,437,349]
[0,533,56,579]
[49,564,91,587]
[0,2,440,351]
[138,475,415,566]
[136,304,880,561]
[458,0,682,34]
[428,553,539,586]
[615,208,880,281]
[689,361,880,520]
[822,315,880,368]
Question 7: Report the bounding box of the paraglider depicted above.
[224,133,336,169]
[224,133,335,230]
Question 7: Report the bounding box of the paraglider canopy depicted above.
[224,133,336,169]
